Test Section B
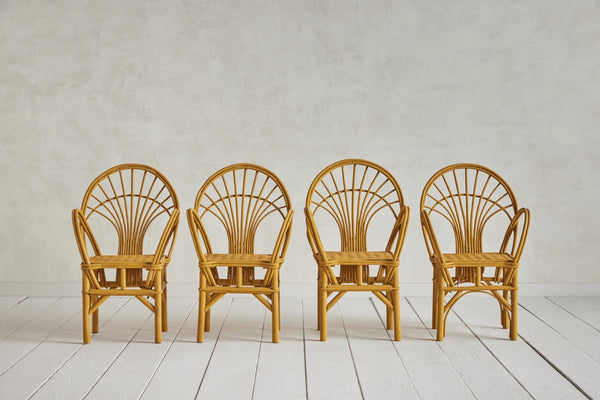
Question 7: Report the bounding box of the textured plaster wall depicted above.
[1,0,599,284]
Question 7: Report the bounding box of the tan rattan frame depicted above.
[305,159,409,341]
[72,164,179,344]
[187,163,294,343]
[420,163,530,341]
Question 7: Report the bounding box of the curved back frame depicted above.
[81,164,179,256]
[306,159,404,253]
[420,163,518,256]
[194,163,292,255]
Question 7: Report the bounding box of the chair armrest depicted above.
[304,207,329,263]
[500,207,531,262]
[186,208,213,264]
[385,206,410,262]
[151,209,180,265]
[270,210,294,264]
[72,208,101,265]
[420,210,445,264]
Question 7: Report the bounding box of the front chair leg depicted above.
[510,288,519,340]
[436,286,445,341]
[154,271,163,344]
[272,276,280,343]
[393,288,401,341]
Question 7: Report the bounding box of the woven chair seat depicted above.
[439,252,515,267]
[86,255,168,268]
[203,253,282,267]
[319,251,396,265]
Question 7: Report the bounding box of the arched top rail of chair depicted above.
[80,163,179,235]
[420,163,518,229]
[305,158,404,219]
[193,163,292,221]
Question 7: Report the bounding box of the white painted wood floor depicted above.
[0,295,598,400]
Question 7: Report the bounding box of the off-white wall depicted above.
[1,0,599,286]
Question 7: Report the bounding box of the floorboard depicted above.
[195,297,265,400]
[139,298,231,400]
[85,297,196,400]
[303,298,363,400]
[0,295,596,400]
[453,295,587,400]
[0,298,127,400]
[339,297,419,400]
[408,297,531,400]
[252,297,306,400]
[30,299,153,400]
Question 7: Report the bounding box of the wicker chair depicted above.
[187,164,294,343]
[420,163,530,341]
[72,164,179,344]
[305,159,409,341]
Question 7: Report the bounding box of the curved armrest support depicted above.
[270,210,294,264]
[151,209,180,266]
[304,207,328,263]
[385,206,410,262]
[500,207,530,262]
[186,208,213,264]
[420,210,445,264]
[72,208,101,265]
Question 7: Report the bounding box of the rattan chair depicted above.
[72,164,179,344]
[305,159,409,341]
[420,163,530,341]
[187,163,294,343]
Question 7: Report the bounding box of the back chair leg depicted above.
[317,272,322,331]
[162,287,168,332]
[386,291,393,330]
[432,278,438,329]
[154,272,163,344]
[205,305,211,332]
[92,296,99,333]
[501,290,509,329]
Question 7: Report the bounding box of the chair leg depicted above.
[386,291,393,330]
[317,270,321,331]
[319,276,328,341]
[204,301,211,332]
[82,276,91,344]
[154,271,162,344]
[92,296,99,333]
[431,276,438,329]
[501,290,509,329]
[393,289,401,341]
[436,287,445,341]
[272,278,280,343]
[510,287,519,340]
[162,286,168,332]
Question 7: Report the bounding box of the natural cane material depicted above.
[187,163,293,343]
[420,163,530,341]
[305,159,409,341]
[72,164,179,344]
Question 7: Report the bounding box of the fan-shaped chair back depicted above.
[306,159,404,253]
[193,163,291,255]
[81,164,179,256]
[420,163,518,254]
